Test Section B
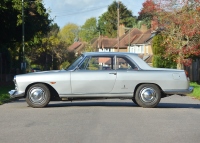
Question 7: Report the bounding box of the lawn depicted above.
[0,85,14,105]
[189,82,200,100]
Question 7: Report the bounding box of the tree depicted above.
[27,23,75,70]
[138,0,159,28]
[155,0,200,68]
[0,0,52,73]
[98,1,136,38]
[0,0,51,44]
[152,34,176,68]
[79,17,98,42]
[58,23,79,46]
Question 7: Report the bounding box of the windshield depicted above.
[66,55,84,70]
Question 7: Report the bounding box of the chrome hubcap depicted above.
[29,87,46,104]
[140,87,157,103]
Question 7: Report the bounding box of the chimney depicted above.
[141,24,148,33]
[119,24,125,37]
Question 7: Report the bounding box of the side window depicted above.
[79,57,90,70]
[116,57,138,70]
[86,57,99,70]
[98,57,113,70]
[79,56,114,70]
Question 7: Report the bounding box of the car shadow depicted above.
[47,101,200,109]
[47,101,137,108]
[157,103,200,109]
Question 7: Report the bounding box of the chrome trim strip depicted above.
[59,93,133,98]
[163,86,194,95]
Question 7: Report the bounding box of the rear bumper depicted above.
[163,86,194,95]
[8,90,25,98]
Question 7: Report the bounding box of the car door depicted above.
[71,56,117,94]
[111,56,139,93]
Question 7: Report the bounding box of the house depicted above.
[90,24,155,65]
[67,41,86,56]
[91,37,117,52]
[68,20,158,65]
[92,24,154,54]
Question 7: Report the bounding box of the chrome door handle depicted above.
[109,73,117,75]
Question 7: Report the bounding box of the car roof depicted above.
[83,52,138,57]
[82,52,152,70]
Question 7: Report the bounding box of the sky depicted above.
[42,0,146,28]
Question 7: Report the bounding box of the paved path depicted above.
[0,95,200,143]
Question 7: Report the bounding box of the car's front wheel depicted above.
[26,84,50,108]
[135,84,161,108]
[132,98,138,105]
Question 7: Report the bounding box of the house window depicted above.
[141,46,144,53]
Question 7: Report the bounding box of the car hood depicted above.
[27,69,67,75]
[16,69,69,79]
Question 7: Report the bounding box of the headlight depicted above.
[13,76,16,84]
[13,76,18,90]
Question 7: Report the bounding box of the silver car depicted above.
[9,52,193,108]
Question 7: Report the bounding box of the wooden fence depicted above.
[184,59,200,83]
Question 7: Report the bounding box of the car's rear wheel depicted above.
[135,84,161,108]
[26,84,50,108]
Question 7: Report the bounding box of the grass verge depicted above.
[189,82,200,100]
[0,85,14,105]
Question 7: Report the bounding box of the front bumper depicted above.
[163,86,194,95]
[8,90,25,98]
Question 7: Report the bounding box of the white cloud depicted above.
[43,0,146,28]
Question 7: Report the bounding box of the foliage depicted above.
[79,17,98,42]
[58,23,79,46]
[189,82,200,100]
[60,61,70,70]
[27,32,75,70]
[0,0,52,73]
[152,0,200,68]
[152,34,176,68]
[24,22,75,70]
[0,45,12,74]
[0,85,14,105]
[0,0,51,44]
[138,0,159,28]
[98,1,136,38]
[83,43,96,52]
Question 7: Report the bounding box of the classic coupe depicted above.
[9,52,193,108]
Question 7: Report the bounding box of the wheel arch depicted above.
[133,83,166,98]
[24,82,60,101]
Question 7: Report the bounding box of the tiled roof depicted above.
[92,37,117,48]
[113,28,142,48]
[131,29,152,44]
[68,42,85,52]
[91,28,153,49]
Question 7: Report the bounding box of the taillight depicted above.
[184,70,189,77]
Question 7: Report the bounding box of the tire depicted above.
[132,98,139,106]
[26,84,50,108]
[135,84,161,108]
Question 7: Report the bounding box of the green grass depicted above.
[189,82,200,100]
[0,85,14,105]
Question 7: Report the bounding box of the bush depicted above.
[60,61,70,69]
[189,82,200,100]
[0,85,14,105]
[152,34,176,68]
